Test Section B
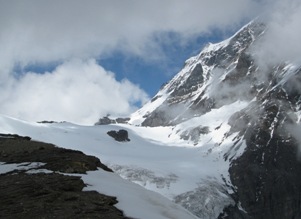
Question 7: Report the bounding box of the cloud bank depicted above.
[251,0,301,67]
[0,59,148,124]
[0,0,272,124]
[0,0,262,69]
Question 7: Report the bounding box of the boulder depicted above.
[107,130,130,142]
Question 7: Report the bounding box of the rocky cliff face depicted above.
[130,19,301,218]
[220,73,301,218]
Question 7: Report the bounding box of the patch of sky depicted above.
[12,61,61,78]
[98,29,235,97]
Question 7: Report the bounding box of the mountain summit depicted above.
[129,19,301,219]
[130,20,266,127]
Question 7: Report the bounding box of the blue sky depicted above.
[98,30,233,97]
[1,0,298,124]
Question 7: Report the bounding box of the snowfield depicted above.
[0,101,247,218]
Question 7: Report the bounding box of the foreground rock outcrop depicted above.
[0,134,130,219]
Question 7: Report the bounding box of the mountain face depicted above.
[129,20,301,218]
[130,21,266,127]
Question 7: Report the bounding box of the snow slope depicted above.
[0,109,246,218]
[0,115,198,219]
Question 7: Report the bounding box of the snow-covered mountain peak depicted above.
[129,19,266,128]
[128,18,301,218]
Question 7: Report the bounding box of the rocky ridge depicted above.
[0,134,130,219]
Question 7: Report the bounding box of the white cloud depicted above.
[251,0,301,67]
[0,59,149,124]
[0,0,268,123]
[0,0,263,69]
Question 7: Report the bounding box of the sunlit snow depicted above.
[0,101,247,218]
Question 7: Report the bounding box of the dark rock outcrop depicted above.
[0,135,112,173]
[0,173,128,219]
[95,116,130,125]
[0,134,130,219]
[0,133,31,141]
[224,134,301,219]
[107,130,130,142]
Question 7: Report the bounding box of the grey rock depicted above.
[107,129,130,142]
